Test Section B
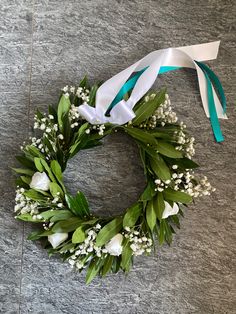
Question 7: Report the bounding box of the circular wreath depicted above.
[13,78,214,283]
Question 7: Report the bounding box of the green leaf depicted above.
[140,180,156,201]
[88,85,98,106]
[15,177,29,189]
[52,217,83,233]
[16,155,35,170]
[35,108,44,119]
[12,168,34,176]
[40,209,71,221]
[139,147,147,174]
[150,130,175,140]
[169,215,180,228]
[81,140,102,150]
[34,157,44,172]
[121,239,133,271]
[26,145,44,158]
[163,188,192,204]
[165,157,199,169]
[159,220,165,245]
[56,142,66,170]
[86,257,100,284]
[59,242,75,253]
[34,189,51,197]
[150,154,171,181]
[163,220,173,244]
[69,140,83,158]
[111,256,121,273]
[123,203,142,227]
[20,176,31,185]
[74,191,90,216]
[62,111,71,143]
[101,255,114,277]
[27,229,53,240]
[65,192,88,217]
[57,94,71,130]
[49,182,64,197]
[72,226,86,244]
[48,105,57,119]
[50,160,63,181]
[79,75,88,88]
[156,140,183,158]
[24,189,46,201]
[96,217,123,247]
[138,142,158,158]
[77,122,89,139]
[50,210,74,222]
[40,159,56,183]
[153,192,165,220]
[126,127,157,146]
[16,214,41,222]
[42,136,55,156]
[132,89,166,125]
[146,200,156,231]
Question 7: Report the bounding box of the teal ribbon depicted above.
[196,61,226,114]
[105,64,226,142]
[196,62,225,142]
[105,66,180,115]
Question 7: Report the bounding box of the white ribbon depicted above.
[78,41,227,125]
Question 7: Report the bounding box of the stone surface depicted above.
[0,0,236,313]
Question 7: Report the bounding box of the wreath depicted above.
[13,78,215,284]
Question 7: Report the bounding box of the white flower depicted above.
[40,123,46,130]
[48,233,68,248]
[105,233,123,256]
[58,134,64,140]
[162,201,179,219]
[30,172,50,191]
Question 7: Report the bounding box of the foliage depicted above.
[13,81,214,284]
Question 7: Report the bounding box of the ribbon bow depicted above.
[78,41,227,142]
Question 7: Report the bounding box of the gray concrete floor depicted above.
[0,1,236,313]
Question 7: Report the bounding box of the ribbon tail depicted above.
[201,68,224,142]
[196,61,227,114]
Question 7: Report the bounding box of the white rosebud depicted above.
[48,233,68,248]
[105,233,123,256]
[30,172,50,191]
[162,201,179,219]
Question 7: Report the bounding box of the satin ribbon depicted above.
[78,41,227,142]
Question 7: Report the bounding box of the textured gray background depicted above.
[0,0,236,313]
